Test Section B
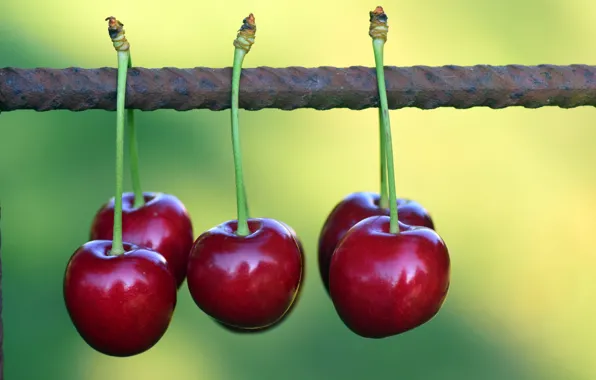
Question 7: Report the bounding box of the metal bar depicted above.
[1,65,596,112]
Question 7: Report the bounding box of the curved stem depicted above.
[110,50,130,255]
[127,55,145,208]
[231,47,250,236]
[373,38,399,234]
[378,107,389,208]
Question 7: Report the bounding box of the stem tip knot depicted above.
[233,13,256,53]
[369,6,388,41]
[105,16,130,52]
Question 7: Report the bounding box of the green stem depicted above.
[373,38,399,234]
[231,47,250,236]
[110,51,129,255]
[378,107,389,208]
[127,55,145,208]
[243,186,250,217]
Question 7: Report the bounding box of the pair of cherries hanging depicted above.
[63,7,450,358]
[318,7,450,338]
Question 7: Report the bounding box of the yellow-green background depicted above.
[1,0,595,379]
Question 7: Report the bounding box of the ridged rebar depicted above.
[1,65,595,111]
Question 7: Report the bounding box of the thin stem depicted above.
[231,47,250,236]
[243,186,250,217]
[111,50,130,255]
[369,7,390,211]
[127,55,145,208]
[378,107,389,208]
[373,38,399,234]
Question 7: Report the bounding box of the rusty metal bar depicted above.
[1,65,596,112]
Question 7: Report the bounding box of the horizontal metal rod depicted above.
[1,65,596,112]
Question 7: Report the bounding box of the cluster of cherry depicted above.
[62,8,450,358]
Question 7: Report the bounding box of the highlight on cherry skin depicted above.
[90,192,194,288]
[186,218,304,331]
[318,191,435,293]
[328,215,450,339]
[63,240,178,357]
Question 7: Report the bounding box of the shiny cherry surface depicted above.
[329,216,450,338]
[216,230,305,333]
[318,192,435,293]
[187,218,303,330]
[90,192,194,288]
[63,240,177,356]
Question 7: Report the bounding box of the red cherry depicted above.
[63,240,177,356]
[216,231,306,334]
[216,273,305,333]
[90,192,194,288]
[318,192,434,293]
[187,218,304,330]
[329,216,450,338]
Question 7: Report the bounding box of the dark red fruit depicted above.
[216,270,305,333]
[90,192,194,288]
[329,216,450,338]
[216,231,306,334]
[187,218,303,330]
[318,192,434,293]
[63,240,177,356]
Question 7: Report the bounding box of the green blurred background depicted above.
[2,0,596,379]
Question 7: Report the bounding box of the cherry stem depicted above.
[231,47,250,236]
[111,50,129,255]
[229,14,256,237]
[378,107,389,208]
[126,56,145,208]
[373,38,399,234]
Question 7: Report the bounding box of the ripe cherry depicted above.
[90,192,194,288]
[216,229,305,333]
[63,240,177,356]
[187,218,303,330]
[329,216,450,338]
